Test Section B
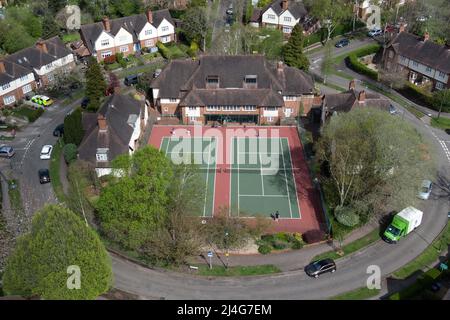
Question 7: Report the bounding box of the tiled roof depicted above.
[263,0,307,19]
[0,59,33,86]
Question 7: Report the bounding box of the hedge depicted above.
[346,44,381,81]
[398,82,433,108]
[156,41,171,59]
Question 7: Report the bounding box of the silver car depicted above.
[0,145,15,158]
[418,180,432,200]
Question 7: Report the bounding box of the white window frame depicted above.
[20,75,28,82]
[169,98,178,103]
[96,153,108,161]
[207,106,221,111]
[425,66,432,72]
[120,45,129,53]
[3,95,16,105]
[265,107,277,111]
[282,26,292,33]
[145,39,154,47]
[189,116,198,122]
[162,26,169,32]
[243,105,256,111]
[161,36,170,43]
[267,14,276,20]
[284,17,291,22]
[266,117,274,122]
[101,39,110,46]
[1,83,11,91]
[145,29,152,36]
[436,82,445,90]
[101,51,113,58]
[22,84,32,94]
[284,96,296,101]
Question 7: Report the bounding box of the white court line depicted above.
[237,137,240,217]
[280,138,293,218]
[240,194,289,198]
[203,137,212,217]
[229,137,233,216]
[258,150,265,196]
[286,138,301,219]
[210,137,216,218]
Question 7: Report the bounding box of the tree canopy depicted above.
[283,24,309,70]
[85,57,107,112]
[316,108,435,222]
[181,6,208,51]
[64,107,85,146]
[2,205,113,300]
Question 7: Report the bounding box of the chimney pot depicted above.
[0,61,5,73]
[146,9,153,24]
[399,23,406,33]
[277,61,284,71]
[102,16,111,32]
[36,40,48,53]
[358,90,366,103]
[349,79,356,90]
[282,0,288,11]
[98,114,108,131]
[424,32,430,41]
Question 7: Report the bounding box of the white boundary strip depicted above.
[237,137,240,217]
[210,137,216,218]
[280,137,293,218]
[240,194,288,198]
[258,150,265,196]
[203,137,213,217]
[286,138,301,219]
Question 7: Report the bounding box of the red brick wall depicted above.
[0,81,37,108]
[160,103,179,116]
[140,38,157,48]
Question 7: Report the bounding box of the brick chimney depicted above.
[0,61,5,73]
[399,23,406,33]
[102,16,111,32]
[277,61,284,72]
[424,32,430,41]
[36,40,48,53]
[282,0,288,11]
[146,9,153,24]
[98,114,108,132]
[349,79,356,91]
[358,90,366,104]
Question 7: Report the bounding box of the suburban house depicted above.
[358,0,408,21]
[315,80,390,126]
[0,60,36,108]
[4,37,75,88]
[382,28,450,91]
[150,55,315,125]
[79,9,175,62]
[250,0,320,35]
[78,94,148,177]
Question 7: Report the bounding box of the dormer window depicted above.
[244,75,257,89]
[206,75,219,88]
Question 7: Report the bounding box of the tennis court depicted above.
[160,136,216,217]
[229,137,301,219]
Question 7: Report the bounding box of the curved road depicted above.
[11,39,450,299]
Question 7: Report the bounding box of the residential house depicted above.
[0,60,36,107]
[316,80,390,126]
[79,9,175,62]
[150,55,315,125]
[4,37,76,88]
[251,0,320,35]
[78,94,148,177]
[382,28,450,91]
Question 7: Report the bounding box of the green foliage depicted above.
[2,205,113,300]
[399,82,433,108]
[283,24,309,70]
[189,0,207,7]
[187,42,199,57]
[13,107,44,123]
[204,214,250,250]
[335,205,360,227]
[244,2,254,24]
[256,28,284,60]
[431,89,450,113]
[258,244,272,254]
[257,0,272,7]
[181,7,208,50]
[96,146,174,250]
[42,14,60,39]
[85,57,107,112]
[258,232,305,252]
[109,0,142,17]
[389,268,442,300]
[63,144,78,164]
[63,108,84,146]
[345,44,381,81]
[157,41,171,59]
[115,52,127,68]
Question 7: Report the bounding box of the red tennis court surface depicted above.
[149,125,326,234]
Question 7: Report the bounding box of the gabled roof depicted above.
[78,94,142,167]
[4,37,72,72]
[263,0,307,19]
[387,32,450,73]
[79,9,174,54]
[151,55,314,102]
[322,90,390,114]
[0,59,33,86]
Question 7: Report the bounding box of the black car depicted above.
[124,74,138,86]
[335,38,349,48]
[53,123,64,137]
[81,97,90,109]
[305,259,337,278]
[446,129,450,135]
[38,169,50,184]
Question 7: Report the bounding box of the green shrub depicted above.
[187,42,199,57]
[291,238,304,250]
[335,205,360,227]
[258,244,272,254]
[261,234,276,243]
[399,82,433,107]
[116,52,127,68]
[29,107,44,122]
[272,240,287,250]
[345,44,380,81]
[156,41,171,59]
[389,268,441,300]
[275,232,289,242]
[63,143,78,164]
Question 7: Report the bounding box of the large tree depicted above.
[96,146,174,250]
[304,0,352,43]
[182,6,208,51]
[64,107,85,146]
[316,108,435,222]
[2,205,113,300]
[431,89,450,118]
[85,57,107,112]
[282,24,309,70]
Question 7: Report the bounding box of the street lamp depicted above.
[225,231,229,269]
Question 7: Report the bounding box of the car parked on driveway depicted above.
[38,168,50,184]
[335,38,349,48]
[418,179,432,200]
[368,28,383,37]
[53,124,64,137]
[0,145,15,158]
[40,145,53,160]
[305,259,337,278]
[124,74,138,86]
[31,95,54,106]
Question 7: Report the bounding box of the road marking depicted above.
[20,138,36,168]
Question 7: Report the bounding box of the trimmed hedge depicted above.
[156,41,171,59]
[398,82,433,108]
[345,44,381,81]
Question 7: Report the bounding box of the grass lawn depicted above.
[62,32,80,43]
[196,264,281,277]
[331,287,380,300]
[50,140,67,203]
[8,180,24,218]
[12,106,44,122]
[166,44,187,59]
[431,117,450,130]
[311,227,381,262]
[117,62,165,78]
[393,222,449,279]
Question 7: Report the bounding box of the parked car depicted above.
[418,179,432,200]
[226,8,233,15]
[305,259,337,278]
[124,74,138,86]
[368,28,383,37]
[446,129,450,135]
[31,95,54,106]
[0,145,15,158]
[53,124,64,137]
[335,38,349,48]
[38,168,50,184]
[40,145,53,160]
[81,97,90,109]
[389,104,398,115]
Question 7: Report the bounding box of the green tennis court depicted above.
[230,137,300,219]
[160,136,216,217]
